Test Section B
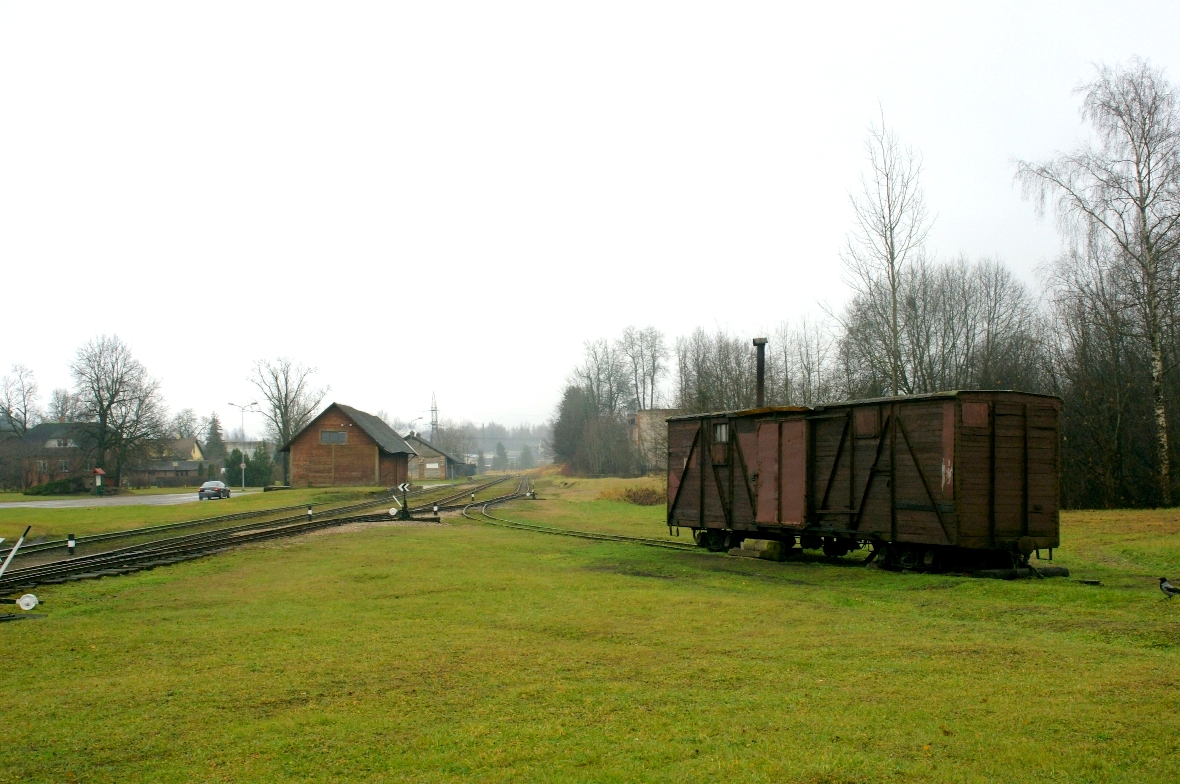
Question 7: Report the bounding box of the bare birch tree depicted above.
[617,326,668,411]
[840,110,932,396]
[251,358,328,485]
[1017,58,1180,504]
[571,339,630,415]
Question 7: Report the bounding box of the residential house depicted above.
[18,422,94,489]
[127,438,209,486]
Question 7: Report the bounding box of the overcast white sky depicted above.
[2,2,1178,436]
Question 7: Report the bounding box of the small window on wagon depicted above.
[321,430,347,445]
[713,422,729,443]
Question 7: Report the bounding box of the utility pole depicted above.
[228,401,260,491]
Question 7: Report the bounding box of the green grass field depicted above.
[0,487,387,542]
[2,476,1178,782]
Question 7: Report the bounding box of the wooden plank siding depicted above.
[285,404,410,488]
[667,391,1060,553]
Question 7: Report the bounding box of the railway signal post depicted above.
[398,483,411,520]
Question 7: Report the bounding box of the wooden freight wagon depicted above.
[666,391,1060,570]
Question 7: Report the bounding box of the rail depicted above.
[0,476,515,591]
[464,479,700,553]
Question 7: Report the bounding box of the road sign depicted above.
[398,483,410,492]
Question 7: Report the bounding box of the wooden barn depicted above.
[403,432,472,480]
[667,390,1061,569]
[279,403,415,488]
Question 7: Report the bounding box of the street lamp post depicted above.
[228,401,260,491]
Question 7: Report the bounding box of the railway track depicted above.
[464,479,700,553]
[0,476,515,592]
[0,487,440,562]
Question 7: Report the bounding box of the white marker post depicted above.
[0,526,32,580]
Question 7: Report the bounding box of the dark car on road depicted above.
[198,481,231,500]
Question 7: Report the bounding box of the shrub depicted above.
[600,485,665,506]
[24,477,89,495]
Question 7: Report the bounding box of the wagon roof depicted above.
[666,389,1062,422]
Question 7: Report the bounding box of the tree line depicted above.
[554,58,1180,509]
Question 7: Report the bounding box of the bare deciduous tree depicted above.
[617,326,668,411]
[432,417,476,462]
[775,317,838,406]
[47,388,83,423]
[840,110,932,396]
[674,328,760,413]
[571,339,630,415]
[70,335,167,483]
[1,364,41,438]
[1018,57,1180,504]
[170,408,199,439]
[250,358,328,485]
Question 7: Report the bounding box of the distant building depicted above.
[279,403,415,487]
[403,432,473,480]
[223,440,266,457]
[628,409,680,473]
[126,438,209,486]
[165,439,206,462]
[18,422,93,488]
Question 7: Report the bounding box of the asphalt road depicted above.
[0,491,259,510]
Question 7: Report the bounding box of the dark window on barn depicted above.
[59,460,69,472]
[321,430,347,445]
[713,422,728,443]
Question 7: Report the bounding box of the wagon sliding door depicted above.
[755,419,807,526]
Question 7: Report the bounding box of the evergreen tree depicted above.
[224,448,247,488]
[205,413,226,459]
[246,442,275,486]
[519,444,535,469]
[492,441,509,471]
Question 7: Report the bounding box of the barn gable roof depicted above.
[403,432,465,465]
[278,403,418,455]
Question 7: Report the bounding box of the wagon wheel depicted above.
[822,539,850,558]
[724,532,745,551]
[896,547,921,571]
[694,528,726,551]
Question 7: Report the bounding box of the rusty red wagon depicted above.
[666,389,1060,570]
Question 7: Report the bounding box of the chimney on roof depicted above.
[753,337,768,408]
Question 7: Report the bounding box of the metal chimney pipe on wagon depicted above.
[753,337,767,407]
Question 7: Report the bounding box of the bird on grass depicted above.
[1160,578,1180,599]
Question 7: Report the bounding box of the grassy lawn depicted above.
[0,487,388,542]
[2,478,1178,782]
